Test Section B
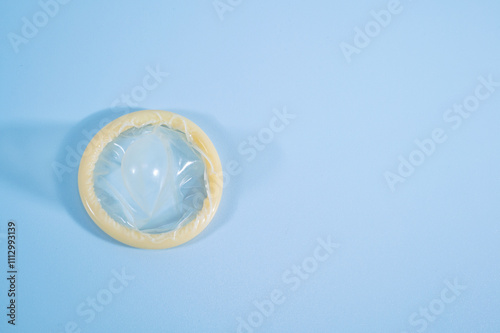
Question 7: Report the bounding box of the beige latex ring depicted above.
[78,110,223,249]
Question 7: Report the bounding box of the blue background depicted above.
[1,0,499,332]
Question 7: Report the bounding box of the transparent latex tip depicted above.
[93,125,208,234]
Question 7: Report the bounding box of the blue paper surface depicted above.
[1,1,499,332]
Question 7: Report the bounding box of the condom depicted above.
[78,110,223,249]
